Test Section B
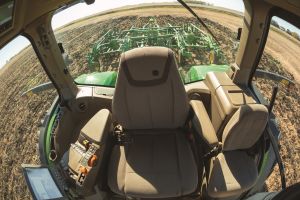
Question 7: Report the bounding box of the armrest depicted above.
[80,109,112,144]
[68,109,113,194]
[190,100,219,148]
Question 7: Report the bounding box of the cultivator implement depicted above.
[87,18,225,73]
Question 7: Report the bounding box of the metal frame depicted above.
[86,18,224,72]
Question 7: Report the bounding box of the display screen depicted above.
[23,167,63,200]
[0,0,14,34]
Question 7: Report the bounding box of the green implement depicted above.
[86,18,226,72]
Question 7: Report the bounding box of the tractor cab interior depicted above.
[56,47,269,199]
[1,0,300,199]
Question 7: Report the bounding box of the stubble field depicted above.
[0,5,299,199]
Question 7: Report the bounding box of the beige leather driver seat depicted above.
[108,47,198,198]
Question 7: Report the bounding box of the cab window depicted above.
[252,16,300,190]
[51,0,245,87]
[0,36,57,198]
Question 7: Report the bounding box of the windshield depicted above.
[52,0,244,87]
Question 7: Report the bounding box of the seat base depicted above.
[207,151,258,199]
[108,131,198,198]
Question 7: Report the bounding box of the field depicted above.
[0,5,299,199]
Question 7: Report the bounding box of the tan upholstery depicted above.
[108,131,198,198]
[190,100,218,148]
[68,109,113,194]
[205,72,257,137]
[81,109,112,144]
[190,89,268,198]
[109,47,197,198]
[112,47,189,129]
[204,103,268,198]
[207,151,258,198]
[222,104,268,151]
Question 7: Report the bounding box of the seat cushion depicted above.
[108,131,198,198]
[207,151,258,198]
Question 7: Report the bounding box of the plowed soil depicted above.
[0,6,299,199]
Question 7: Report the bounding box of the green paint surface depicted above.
[259,151,270,176]
[185,64,230,83]
[45,110,58,165]
[75,71,117,87]
[74,65,230,87]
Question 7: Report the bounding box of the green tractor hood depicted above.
[185,64,230,83]
[75,71,117,86]
[75,64,230,87]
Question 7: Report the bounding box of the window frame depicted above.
[249,7,300,103]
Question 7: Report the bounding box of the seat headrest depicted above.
[222,104,269,151]
[120,47,172,87]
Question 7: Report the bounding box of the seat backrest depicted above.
[113,47,189,130]
[222,104,268,151]
[205,72,257,138]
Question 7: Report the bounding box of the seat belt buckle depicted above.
[204,143,222,159]
[114,125,133,144]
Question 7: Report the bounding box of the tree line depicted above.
[271,20,300,41]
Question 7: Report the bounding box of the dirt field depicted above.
[0,5,299,199]
[56,5,300,82]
